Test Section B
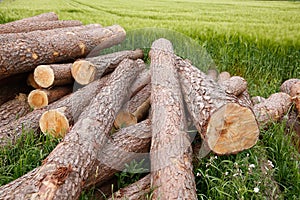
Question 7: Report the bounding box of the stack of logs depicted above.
[0,12,299,199]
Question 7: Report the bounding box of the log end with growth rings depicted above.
[114,111,137,129]
[34,65,55,88]
[28,89,49,109]
[71,60,96,85]
[206,103,259,155]
[39,108,69,138]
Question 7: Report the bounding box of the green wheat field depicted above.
[0,0,299,199]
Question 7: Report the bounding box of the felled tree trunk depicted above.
[33,64,73,88]
[149,38,197,200]
[0,58,143,199]
[0,20,82,34]
[130,69,150,97]
[0,24,126,80]
[0,93,31,127]
[108,175,151,200]
[71,49,144,85]
[281,79,300,113]
[175,57,259,155]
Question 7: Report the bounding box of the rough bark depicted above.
[253,92,292,126]
[149,38,197,200]
[108,175,151,200]
[0,93,31,127]
[0,58,143,199]
[286,110,300,152]
[0,24,126,80]
[34,64,74,88]
[220,76,248,96]
[127,84,151,114]
[28,86,73,109]
[27,73,41,89]
[71,49,144,85]
[175,57,259,155]
[280,79,300,95]
[0,20,82,34]
[130,69,150,98]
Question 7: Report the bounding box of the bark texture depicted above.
[149,38,197,200]
[220,76,248,96]
[0,20,82,34]
[175,57,259,155]
[71,49,143,85]
[280,79,300,95]
[0,24,126,80]
[130,69,150,98]
[0,93,31,127]
[0,58,143,199]
[34,64,73,88]
[108,175,151,200]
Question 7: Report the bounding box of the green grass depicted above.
[0,0,299,199]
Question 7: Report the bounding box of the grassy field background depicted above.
[0,0,299,199]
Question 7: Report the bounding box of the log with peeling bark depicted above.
[28,86,73,109]
[253,92,292,126]
[0,24,126,80]
[27,73,41,89]
[0,93,31,127]
[108,174,151,200]
[175,56,259,155]
[71,49,144,85]
[33,64,73,88]
[149,38,197,200]
[0,59,144,199]
[0,20,83,34]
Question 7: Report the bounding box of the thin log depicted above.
[28,86,72,109]
[217,71,231,84]
[130,69,150,97]
[34,64,73,88]
[108,175,151,200]
[0,59,143,199]
[127,84,151,114]
[0,93,31,127]
[175,57,259,155]
[27,73,41,89]
[0,24,126,80]
[0,20,82,34]
[221,76,248,96]
[149,38,197,200]
[71,49,144,85]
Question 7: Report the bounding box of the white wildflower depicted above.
[267,160,274,168]
[249,164,255,168]
[254,187,259,193]
[246,153,250,157]
[215,156,218,159]
[225,171,229,176]
[196,172,201,177]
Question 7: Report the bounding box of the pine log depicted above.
[130,69,150,97]
[175,57,259,155]
[0,93,31,127]
[0,59,143,199]
[206,68,218,81]
[280,78,300,95]
[221,76,248,96]
[217,71,231,84]
[253,92,292,126]
[71,49,144,85]
[27,73,41,89]
[149,38,197,200]
[108,175,151,200]
[0,24,126,80]
[33,64,73,88]
[0,20,83,34]
[28,86,73,109]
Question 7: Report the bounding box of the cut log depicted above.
[28,86,73,109]
[281,79,300,114]
[206,68,218,81]
[33,64,73,88]
[0,24,126,80]
[221,76,248,96]
[280,78,300,95]
[108,174,151,200]
[175,57,259,155]
[27,73,41,89]
[253,92,292,126]
[0,20,83,34]
[0,93,31,127]
[217,71,231,84]
[0,59,143,199]
[149,38,197,200]
[71,49,144,85]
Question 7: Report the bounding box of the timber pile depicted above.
[0,12,298,199]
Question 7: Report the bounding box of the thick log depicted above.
[27,73,41,89]
[0,20,83,34]
[281,79,300,114]
[149,38,197,200]
[28,86,73,109]
[130,69,150,97]
[0,24,126,80]
[0,12,58,26]
[175,57,259,155]
[34,64,73,88]
[0,93,31,127]
[0,60,143,199]
[71,49,144,85]
[108,175,151,200]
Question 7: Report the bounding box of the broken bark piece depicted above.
[108,174,151,200]
[72,49,144,85]
[0,24,126,80]
[133,97,151,121]
[221,76,248,96]
[206,68,218,81]
[0,93,31,127]
[27,73,41,89]
[253,92,292,126]
[33,64,73,88]
[175,57,259,155]
[217,71,231,84]
[0,20,82,34]
[149,38,197,200]
[28,86,73,109]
